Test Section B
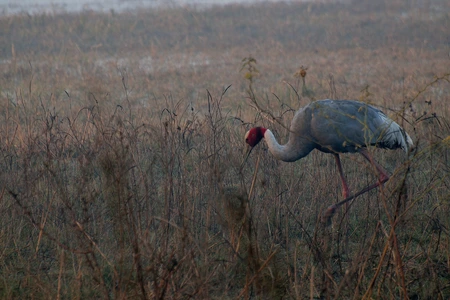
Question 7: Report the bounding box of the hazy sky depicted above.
[0,0,305,15]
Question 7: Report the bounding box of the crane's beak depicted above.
[240,145,254,171]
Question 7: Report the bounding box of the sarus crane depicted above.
[244,99,413,222]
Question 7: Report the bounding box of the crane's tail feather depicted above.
[378,115,413,153]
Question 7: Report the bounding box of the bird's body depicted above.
[247,99,412,161]
[244,99,413,221]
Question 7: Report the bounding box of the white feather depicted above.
[378,113,413,152]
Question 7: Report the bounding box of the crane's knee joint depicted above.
[321,204,338,226]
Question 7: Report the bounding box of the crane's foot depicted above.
[321,204,338,226]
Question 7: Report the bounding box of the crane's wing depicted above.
[304,100,412,153]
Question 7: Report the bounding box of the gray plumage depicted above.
[259,99,413,162]
[244,99,413,220]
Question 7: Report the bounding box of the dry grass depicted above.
[1,0,450,299]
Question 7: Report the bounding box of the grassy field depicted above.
[1,0,450,298]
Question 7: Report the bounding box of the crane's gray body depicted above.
[267,99,413,162]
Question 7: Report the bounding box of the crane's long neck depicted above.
[264,129,314,162]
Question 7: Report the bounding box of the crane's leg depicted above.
[334,154,350,198]
[359,149,390,183]
[334,154,351,245]
[334,154,350,222]
[323,149,390,223]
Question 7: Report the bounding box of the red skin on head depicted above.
[245,127,267,147]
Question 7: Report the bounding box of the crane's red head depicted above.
[245,127,267,147]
